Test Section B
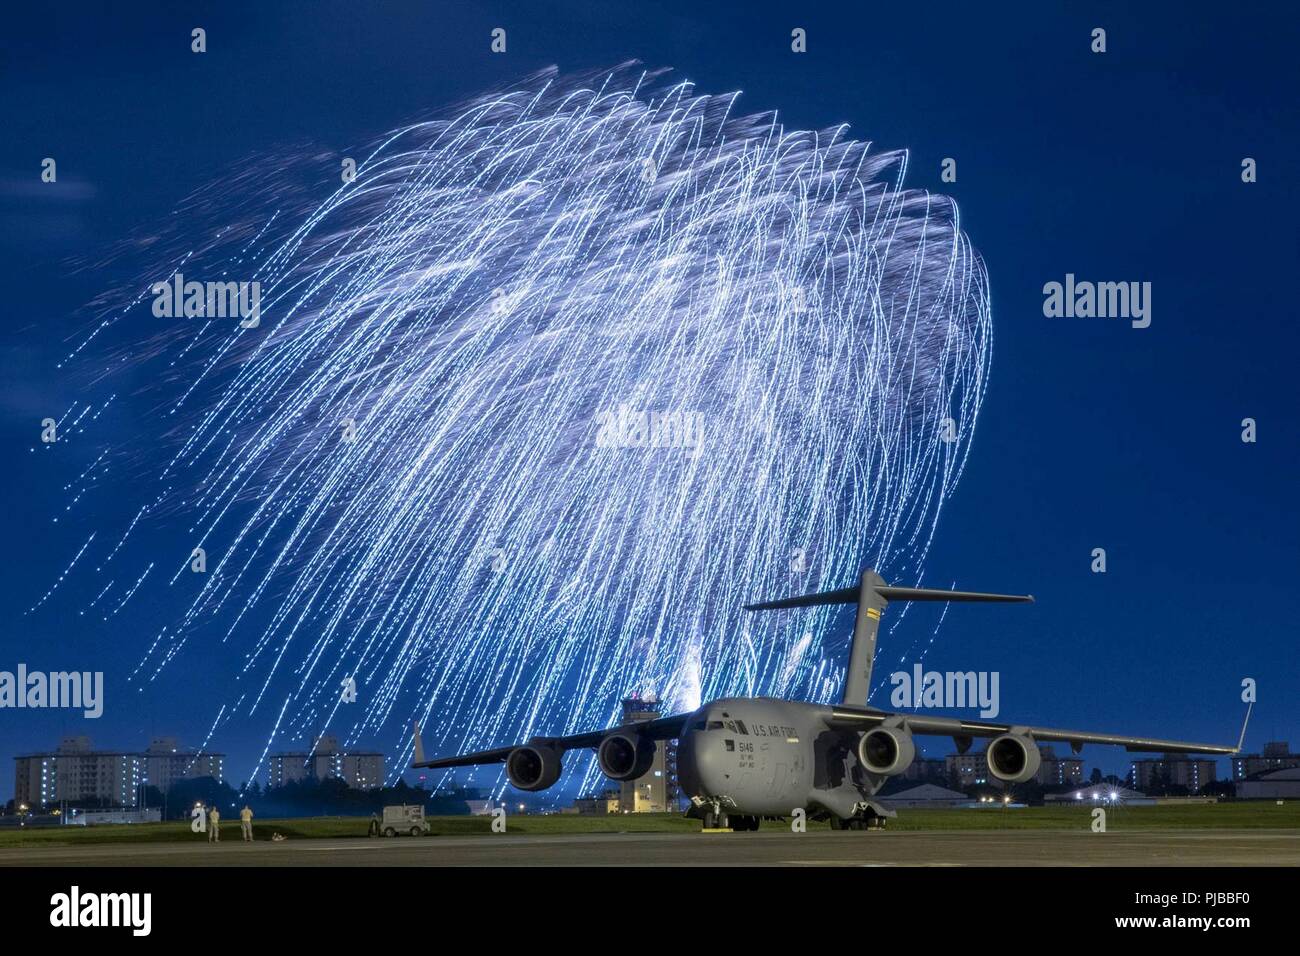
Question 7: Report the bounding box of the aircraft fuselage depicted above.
[676,697,888,823]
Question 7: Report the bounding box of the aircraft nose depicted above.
[679,731,727,798]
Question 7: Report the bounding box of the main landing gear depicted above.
[700,809,761,831]
[830,813,887,831]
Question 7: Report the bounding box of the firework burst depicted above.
[47,66,992,796]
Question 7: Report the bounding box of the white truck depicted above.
[372,804,430,837]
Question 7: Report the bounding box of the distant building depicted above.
[1234,767,1300,801]
[616,697,681,812]
[1232,742,1299,780]
[1130,754,1217,793]
[267,735,384,790]
[66,807,163,826]
[883,783,971,808]
[1036,746,1085,787]
[572,790,621,815]
[142,737,224,795]
[901,757,948,784]
[13,736,223,809]
[946,751,999,789]
[944,744,1084,790]
[1047,783,1148,803]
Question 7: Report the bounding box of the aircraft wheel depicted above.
[409,826,422,837]
[703,810,717,830]
[832,815,872,830]
[383,827,397,837]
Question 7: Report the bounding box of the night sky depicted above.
[2,1,1296,801]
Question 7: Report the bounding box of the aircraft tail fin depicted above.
[745,570,1033,707]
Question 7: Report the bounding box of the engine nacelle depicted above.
[857,725,916,776]
[597,732,656,782]
[985,733,1041,783]
[505,744,563,791]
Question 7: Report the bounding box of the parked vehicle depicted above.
[372,804,429,837]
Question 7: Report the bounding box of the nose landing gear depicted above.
[702,810,762,831]
[693,796,752,832]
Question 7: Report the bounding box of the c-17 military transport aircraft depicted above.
[413,569,1248,829]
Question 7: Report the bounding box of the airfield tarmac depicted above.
[2,828,1297,866]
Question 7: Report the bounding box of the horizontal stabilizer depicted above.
[745,584,1033,611]
[745,569,1033,706]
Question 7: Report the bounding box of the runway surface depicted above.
[2,828,1298,866]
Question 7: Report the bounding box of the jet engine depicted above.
[597,732,656,781]
[857,725,916,776]
[985,733,1041,783]
[505,744,563,791]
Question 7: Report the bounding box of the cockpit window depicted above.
[707,721,725,730]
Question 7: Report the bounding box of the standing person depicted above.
[208,804,221,843]
[240,805,254,842]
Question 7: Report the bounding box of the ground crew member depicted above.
[208,805,221,843]
[240,805,254,842]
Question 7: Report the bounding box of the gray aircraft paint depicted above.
[413,569,1245,827]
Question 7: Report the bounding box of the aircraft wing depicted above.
[411,744,517,770]
[411,713,689,769]
[827,704,1248,755]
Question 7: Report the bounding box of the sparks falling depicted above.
[48,66,993,795]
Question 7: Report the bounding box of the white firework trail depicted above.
[48,66,993,797]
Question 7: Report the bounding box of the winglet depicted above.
[1235,701,1253,754]
[412,721,426,767]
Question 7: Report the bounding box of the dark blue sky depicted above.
[2,1,1296,800]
